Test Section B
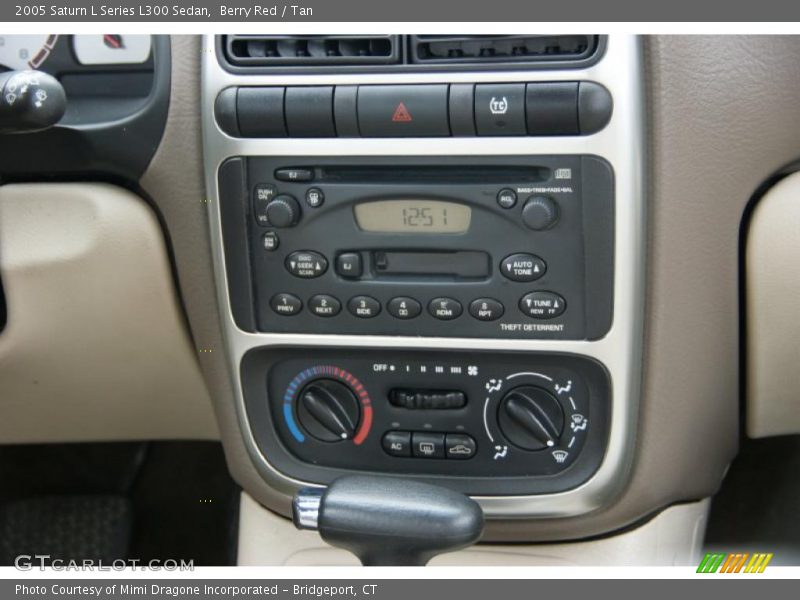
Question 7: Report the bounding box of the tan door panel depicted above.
[747,171,800,438]
[0,183,218,442]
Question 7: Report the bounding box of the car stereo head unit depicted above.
[218,155,614,340]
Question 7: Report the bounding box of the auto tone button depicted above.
[500,253,546,282]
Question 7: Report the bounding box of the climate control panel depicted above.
[241,347,610,495]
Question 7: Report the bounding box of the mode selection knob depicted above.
[521,195,559,231]
[265,194,301,228]
[297,379,361,443]
[497,386,564,451]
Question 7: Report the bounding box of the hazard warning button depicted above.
[358,84,450,137]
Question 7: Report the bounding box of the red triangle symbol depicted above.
[391,102,413,122]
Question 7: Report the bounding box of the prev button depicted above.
[500,253,546,282]
[519,291,566,319]
[270,293,302,316]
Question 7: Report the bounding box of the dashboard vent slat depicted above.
[224,35,400,67]
[410,35,598,65]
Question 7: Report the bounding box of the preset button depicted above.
[308,294,341,317]
[428,297,463,321]
[348,296,381,318]
[387,297,422,320]
[269,293,302,316]
[469,298,504,321]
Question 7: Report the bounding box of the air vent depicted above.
[410,35,599,65]
[224,35,401,67]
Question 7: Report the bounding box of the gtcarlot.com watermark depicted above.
[14,555,194,571]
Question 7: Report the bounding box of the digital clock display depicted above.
[354,200,471,234]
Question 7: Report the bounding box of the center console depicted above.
[202,34,645,519]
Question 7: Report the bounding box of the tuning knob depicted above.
[497,386,564,451]
[265,194,301,228]
[297,379,361,442]
[521,195,559,231]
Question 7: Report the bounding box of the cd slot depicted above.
[319,165,549,184]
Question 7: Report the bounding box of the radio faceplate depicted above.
[219,155,614,340]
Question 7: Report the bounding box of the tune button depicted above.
[519,291,566,319]
[500,253,546,282]
[348,295,381,318]
[286,251,328,278]
[269,293,302,316]
[469,298,504,321]
[387,297,422,319]
[428,297,463,320]
[308,294,341,317]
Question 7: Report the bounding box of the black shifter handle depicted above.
[293,475,484,566]
[0,70,66,134]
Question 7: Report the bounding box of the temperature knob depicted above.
[497,386,564,451]
[265,194,301,227]
[297,379,361,443]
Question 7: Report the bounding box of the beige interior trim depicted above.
[0,183,218,443]
[137,35,800,541]
[237,492,709,566]
[746,171,800,438]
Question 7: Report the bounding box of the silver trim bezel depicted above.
[201,34,646,518]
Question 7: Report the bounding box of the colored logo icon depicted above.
[697,552,773,573]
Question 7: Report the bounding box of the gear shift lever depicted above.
[293,475,484,566]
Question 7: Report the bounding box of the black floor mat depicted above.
[704,436,800,565]
[0,442,238,566]
[0,495,131,565]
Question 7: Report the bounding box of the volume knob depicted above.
[521,195,559,231]
[265,194,301,228]
[497,386,564,451]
